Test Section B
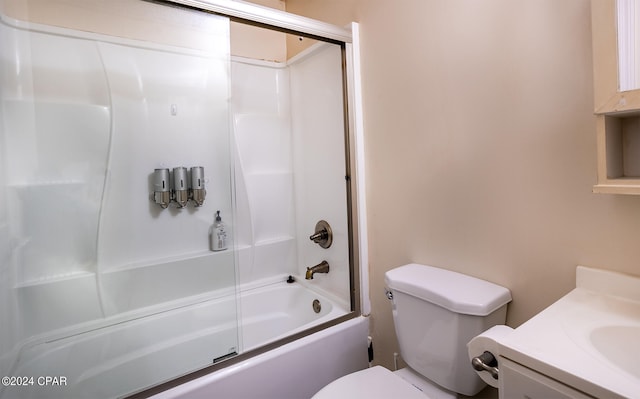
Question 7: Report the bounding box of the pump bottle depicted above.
[210,210,227,251]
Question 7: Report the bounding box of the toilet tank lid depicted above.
[385,263,512,316]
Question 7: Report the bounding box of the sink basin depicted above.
[590,325,640,378]
[556,284,640,382]
[496,266,640,399]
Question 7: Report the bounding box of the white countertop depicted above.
[497,266,640,399]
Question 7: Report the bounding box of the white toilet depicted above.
[313,263,512,398]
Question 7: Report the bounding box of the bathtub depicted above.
[1,280,366,399]
[149,316,369,399]
[240,280,348,352]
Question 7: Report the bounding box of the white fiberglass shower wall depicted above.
[0,1,358,398]
[232,43,350,304]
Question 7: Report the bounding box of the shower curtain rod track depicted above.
[155,0,353,43]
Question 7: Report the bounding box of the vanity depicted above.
[494,266,640,398]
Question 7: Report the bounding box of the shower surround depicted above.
[0,2,364,397]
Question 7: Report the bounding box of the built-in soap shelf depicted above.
[14,249,235,287]
[14,250,238,338]
[17,276,238,348]
[11,236,97,287]
[102,248,234,273]
[15,270,96,288]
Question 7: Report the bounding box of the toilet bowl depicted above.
[313,366,426,399]
[313,365,460,399]
[312,263,511,398]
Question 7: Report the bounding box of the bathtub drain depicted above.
[312,299,321,313]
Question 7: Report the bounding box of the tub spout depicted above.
[306,261,330,279]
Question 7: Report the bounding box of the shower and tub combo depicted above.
[0,1,368,398]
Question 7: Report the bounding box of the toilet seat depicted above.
[311,366,426,399]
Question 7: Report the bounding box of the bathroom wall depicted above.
[3,21,112,337]
[230,0,287,62]
[285,0,359,59]
[286,0,640,371]
[94,30,234,316]
[289,44,350,304]
[231,42,351,305]
[231,58,297,285]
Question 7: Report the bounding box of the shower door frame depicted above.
[128,1,369,397]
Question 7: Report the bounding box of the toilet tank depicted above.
[385,264,511,396]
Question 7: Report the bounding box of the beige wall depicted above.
[230,0,287,61]
[285,0,358,58]
[287,0,640,370]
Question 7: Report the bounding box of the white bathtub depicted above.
[240,281,347,352]
[150,316,369,399]
[0,281,365,399]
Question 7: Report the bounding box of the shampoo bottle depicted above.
[210,210,227,251]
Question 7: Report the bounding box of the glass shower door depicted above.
[0,2,238,398]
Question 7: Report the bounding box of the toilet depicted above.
[313,263,511,398]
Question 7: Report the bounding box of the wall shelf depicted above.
[15,270,96,288]
[102,249,231,273]
[593,110,640,194]
[593,182,640,195]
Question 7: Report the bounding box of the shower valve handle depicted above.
[309,220,332,248]
[310,231,327,242]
